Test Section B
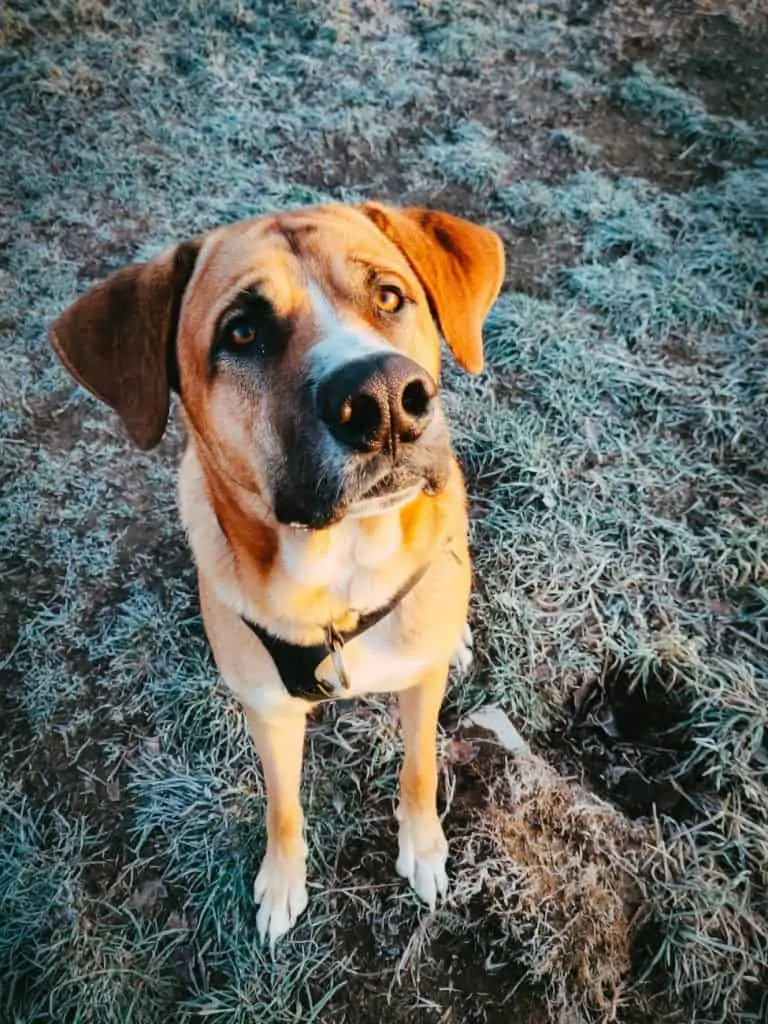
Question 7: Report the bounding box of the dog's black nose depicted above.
[318,353,436,452]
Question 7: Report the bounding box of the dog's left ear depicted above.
[361,203,505,373]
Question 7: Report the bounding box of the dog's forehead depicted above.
[190,205,413,314]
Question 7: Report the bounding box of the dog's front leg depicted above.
[244,704,309,944]
[396,663,450,908]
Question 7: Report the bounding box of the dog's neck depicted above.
[178,441,447,636]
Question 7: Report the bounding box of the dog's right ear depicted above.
[50,241,201,450]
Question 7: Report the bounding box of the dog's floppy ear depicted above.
[360,203,504,373]
[50,241,201,450]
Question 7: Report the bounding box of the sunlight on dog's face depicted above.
[50,201,503,528]
[178,207,453,529]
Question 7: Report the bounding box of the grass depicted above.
[453,757,651,1020]
[616,63,767,161]
[2,1,768,1021]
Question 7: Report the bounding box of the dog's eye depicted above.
[226,318,258,347]
[374,285,404,314]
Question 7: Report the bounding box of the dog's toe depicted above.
[396,814,448,910]
[398,849,449,909]
[253,852,308,945]
[450,623,474,674]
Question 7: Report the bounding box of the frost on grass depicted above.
[414,121,512,191]
[0,791,193,1024]
[494,169,768,467]
[548,128,601,159]
[615,63,767,160]
[2,1,768,1022]
[448,161,768,1020]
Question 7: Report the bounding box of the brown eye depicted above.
[375,285,404,314]
[227,319,257,346]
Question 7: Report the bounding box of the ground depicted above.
[1,1,767,1022]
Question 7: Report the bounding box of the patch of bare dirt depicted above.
[676,13,768,120]
[589,1,768,114]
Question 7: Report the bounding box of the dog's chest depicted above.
[277,515,403,609]
[273,516,429,696]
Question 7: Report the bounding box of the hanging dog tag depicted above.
[326,626,351,690]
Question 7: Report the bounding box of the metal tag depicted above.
[327,626,351,690]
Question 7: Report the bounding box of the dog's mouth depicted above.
[282,470,428,531]
[284,476,424,530]
[346,477,424,519]
[277,418,451,531]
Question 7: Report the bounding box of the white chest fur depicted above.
[278,513,404,609]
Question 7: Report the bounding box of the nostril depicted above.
[401,379,432,420]
[338,393,382,443]
[331,389,385,446]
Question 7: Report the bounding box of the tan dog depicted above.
[50,203,504,943]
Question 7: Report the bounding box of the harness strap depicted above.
[241,562,429,702]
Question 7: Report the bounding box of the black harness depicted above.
[241,563,429,702]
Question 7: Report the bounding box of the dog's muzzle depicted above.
[273,352,445,529]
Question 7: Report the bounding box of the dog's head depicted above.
[51,203,504,529]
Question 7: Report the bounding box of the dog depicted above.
[50,202,504,943]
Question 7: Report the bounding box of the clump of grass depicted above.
[616,63,767,160]
[415,121,511,191]
[0,792,90,977]
[0,789,190,1024]
[548,127,601,158]
[689,165,768,237]
[550,67,596,100]
[453,755,651,1021]
[642,816,768,1023]
[410,0,564,62]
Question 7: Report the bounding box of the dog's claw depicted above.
[253,852,308,945]
[450,622,474,674]
[396,812,448,909]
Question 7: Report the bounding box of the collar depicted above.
[241,562,429,702]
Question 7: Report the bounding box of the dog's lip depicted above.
[346,480,424,519]
[282,471,428,531]
[284,482,421,530]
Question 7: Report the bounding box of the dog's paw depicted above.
[253,851,308,945]
[395,812,448,909]
[449,622,474,675]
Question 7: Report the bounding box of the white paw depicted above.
[395,811,448,909]
[450,622,474,674]
[253,850,308,945]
